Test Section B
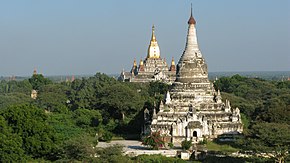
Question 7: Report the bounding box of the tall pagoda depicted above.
[146,7,243,144]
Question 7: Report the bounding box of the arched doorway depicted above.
[193,131,197,137]
[193,131,198,142]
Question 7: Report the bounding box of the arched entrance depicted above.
[193,131,198,142]
[193,131,197,137]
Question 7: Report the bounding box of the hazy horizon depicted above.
[1,0,289,76]
[2,70,290,79]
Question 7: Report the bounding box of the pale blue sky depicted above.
[0,0,289,76]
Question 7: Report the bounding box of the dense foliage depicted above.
[214,75,290,162]
[0,73,167,161]
[0,105,59,161]
[134,154,186,163]
[0,73,289,162]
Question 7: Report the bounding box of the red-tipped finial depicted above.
[188,3,196,24]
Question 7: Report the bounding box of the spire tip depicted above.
[188,4,196,24]
[191,3,193,16]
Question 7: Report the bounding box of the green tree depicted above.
[250,123,290,149]
[0,116,26,162]
[97,83,144,120]
[259,98,289,124]
[215,75,290,162]
[73,108,102,128]
[238,122,290,162]
[63,134,97,161]
[47,112,84,141]
[276,81,290,89]
[148,81,170,96]
[29,74,52,90]
[93,144,133,163]
[0,80,32,94]
[68,73,117,110]
[36,84,70,112]
[0,104,59,159]
[69,78,97,110]
[0,92,32,109]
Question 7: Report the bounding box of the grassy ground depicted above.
[206,141,239,154]
[111,136,125,140]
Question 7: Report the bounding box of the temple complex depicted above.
[118,26,176,83]
[144,8,243,144]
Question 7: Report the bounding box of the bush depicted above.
[100,131,113,142]
[63,134,96,161]
[168,142,174,149]
[181,139,192,150]
[199,138,208,145]
[134,154,186,163]
[94,144,132,162]
[142,131,165,150]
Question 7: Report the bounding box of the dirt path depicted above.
[96,140,177,157]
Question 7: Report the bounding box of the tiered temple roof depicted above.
[145,7,243,144]
[119,26,176,83]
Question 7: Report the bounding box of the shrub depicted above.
[199,138,208,145]
[91,144,134,163]
[181,139,192,150]
[134,154,186,163]
[142,131,165,150]
[100,131,113,142]
[168,142,174,149]
[63,134,96,161]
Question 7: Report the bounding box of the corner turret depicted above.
[131,58,137,74]
[169,57,176,71]
[216,90,222,103]
[165,91,171,105]
[139,59,144,72]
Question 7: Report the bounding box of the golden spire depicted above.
[139,58,144,66]
[133,58,137,67]
[171,57,175,66]
[151,25,156,42]
[147,25,161,59]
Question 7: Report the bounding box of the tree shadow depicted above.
[128,145,148,150]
